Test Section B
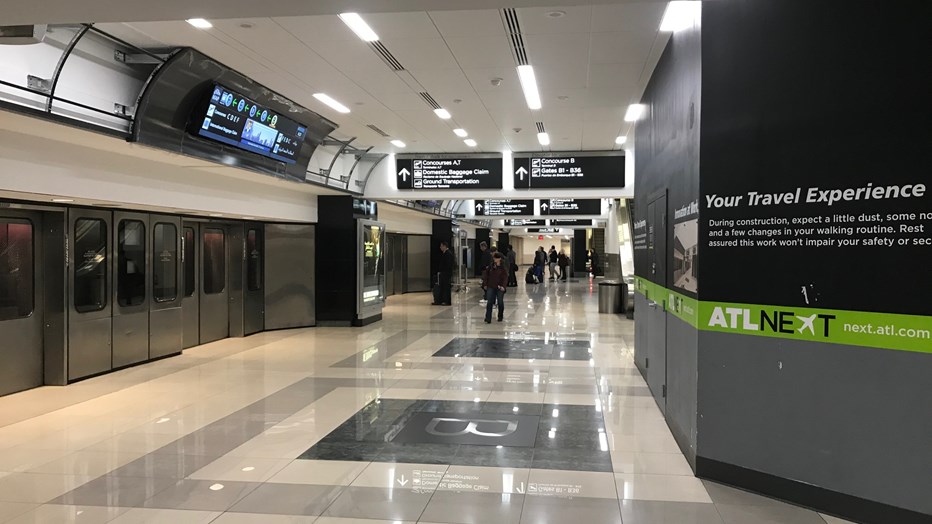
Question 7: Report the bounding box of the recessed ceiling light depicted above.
[537,132,550,146]
[242,216,255,220]
[313,93,351,114]
[453,128,468,137]
[51,198,74,202]
[547,10,566,18]
[186,18,213,29]
[517,65,542,110]
[464,138,477,147]
[390,139,406,148]
[434,108,452,119]
[624,104,646,122]
[209,483,225,491]
[338,13,379,42]
[209,213,224,217]
[615,135,627,145]
[660,1,701,32]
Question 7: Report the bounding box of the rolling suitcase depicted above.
[432,273,442,304]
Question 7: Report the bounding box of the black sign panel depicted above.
[528,228,561,233]
[352,198,378,218]
[550,219,593,226]
[542,199,602,215]
[513,154,624,189]
[195,84,307,164]
[475,199,534,216]
[396,157,502,190]
[505,219,545,227]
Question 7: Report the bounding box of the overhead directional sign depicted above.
[475,199,534,216]
[528,228,561,233]
[549,219,594,226]
[505,219,545,227]
[396,155,502,190]
[543,199,602,215]
[513,153,624,189]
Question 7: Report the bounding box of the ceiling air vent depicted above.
[501,9,528,66]
[368,41,405,71]
[418,92,442,110]
[536,122,546,133]
[366,124,391,137]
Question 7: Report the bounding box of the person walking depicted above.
[558,249,569,281]
[548,246,558,281]
[433,241,454,305]
[478,241,492,305]
[482,251,508,323]
[506,244,518,287]
[534,247,546,283]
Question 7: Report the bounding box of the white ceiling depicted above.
[96,2,669,155]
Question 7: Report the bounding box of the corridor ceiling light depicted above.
[517,65,542,110]
[390,139,406,148]
[51,198,74,202]
[313,93,351,113]
[434,108,452,119]
[186,18,213,29]
[615,135,627,145]
[464,138,477,147]
[338,13,379,42]
[624,104,646,122]
[659,1,701,33]
[453,128,468,137]
[537,132,550,146]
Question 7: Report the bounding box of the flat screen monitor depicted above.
[194,84,307,165]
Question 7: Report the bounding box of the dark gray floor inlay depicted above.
[299,399,612,472]
[433,337,592,360]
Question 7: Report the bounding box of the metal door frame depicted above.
[112,210,150,368]
[243,223,264,335]
[67,207,113,380]
[150,214,183,358]
[181,220,201,348]
[198,221,231,344]
[646,190,668,414]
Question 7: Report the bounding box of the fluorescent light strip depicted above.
[186,18,212,29]
[453,128,468,137]
[434,108,452,119]
[624,104,645,122]
[516,65,542,110]
[338,13,379,42]
[615,135,627,145]
[537,132,550,146]
[313,93,351,114]
[390,139,406,148]
[464,138,477,147]
[660,1,701,33]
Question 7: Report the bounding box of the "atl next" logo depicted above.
[708,307,836,337]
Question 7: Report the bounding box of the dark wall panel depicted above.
[316,196,355,322]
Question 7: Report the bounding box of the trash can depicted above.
[598,280,623,314]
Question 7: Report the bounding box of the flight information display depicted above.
[513,153,624,189]
[195,85,307,164]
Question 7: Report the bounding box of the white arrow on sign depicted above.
[515,482,526,494]
[396,475,409,487]
[475,202,483,212]
[541,203,549,211]
[515,166,528,180]
[398,168,410,181]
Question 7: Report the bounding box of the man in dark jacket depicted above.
[478,241,492,305]
[435,241,454,305]
[482,252,508,323]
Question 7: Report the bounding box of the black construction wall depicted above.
[696,1,932,521]
[632,15,701,464]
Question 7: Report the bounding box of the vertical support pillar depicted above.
[573,229,588,275]
[430,219,453,285]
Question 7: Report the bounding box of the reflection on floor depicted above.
[0,279,850,523]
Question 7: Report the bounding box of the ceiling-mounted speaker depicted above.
[0,25,48,45]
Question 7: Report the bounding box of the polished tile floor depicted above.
[0,278,852,523]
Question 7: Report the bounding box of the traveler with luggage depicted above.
[432,241,454,305]
[506,244,518,287]
[548,246,558,281]
[558,250,569,281]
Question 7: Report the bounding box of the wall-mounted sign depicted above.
[194,84,307,165]
[549,219,593,226]
[353,198,378,218]
[475,199,534,216]
[396,156,502,190]
[513,153,624,189]
[529,228,561,233]
[506,219,545,227]
[542,199,602,215]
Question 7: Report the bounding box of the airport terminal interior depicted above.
[0,1,929,523]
